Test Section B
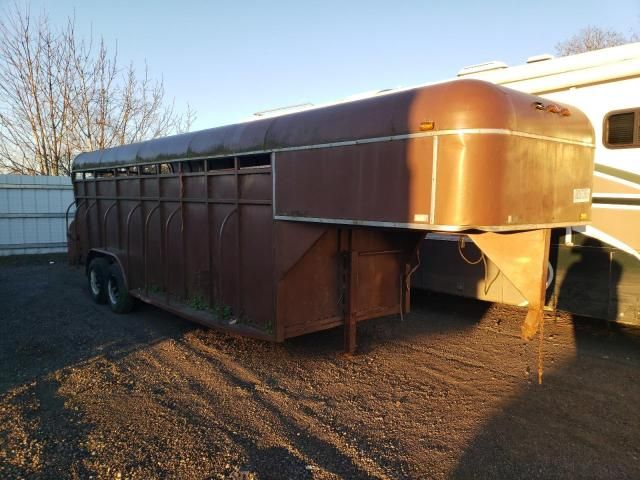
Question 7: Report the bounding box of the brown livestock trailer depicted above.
[68,79,595,352]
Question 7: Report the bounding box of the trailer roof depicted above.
[72,80,420,171]
[72,78,593,172]
[71,79,483,171]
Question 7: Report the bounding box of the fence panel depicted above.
[0,175,74,255]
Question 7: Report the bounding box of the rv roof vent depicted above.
[457,61,508,76]
[526,53,554,63]
[253,103,314,117]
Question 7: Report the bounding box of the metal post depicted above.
[143,204,160,296]
[125,202,141,286]
[179,163,187,299]
[164,205,182,304]
[205,160,213,307]
[345,248,358,354]
[83,201,97,254]
[340,229,358,354]
[115,174,121,250]
[102,202,117,248]
[218,207,237,310]
[234,156,242,317]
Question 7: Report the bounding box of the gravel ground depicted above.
[1,254,640,479]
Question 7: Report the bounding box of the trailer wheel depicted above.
[106,263,134,314]
[88,257,109,304]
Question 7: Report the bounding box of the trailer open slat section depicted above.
[69,79,595,351]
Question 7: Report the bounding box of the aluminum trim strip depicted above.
[273,214,588,232]
[275,129,596,151]
[430,136,438,224]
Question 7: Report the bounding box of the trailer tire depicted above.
[106,263,135,314]
[88,257,109,304]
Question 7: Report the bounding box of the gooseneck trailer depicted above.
[414,44,640,325]
[68,79,594,351]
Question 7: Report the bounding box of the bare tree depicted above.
[0,4,195,176]
[555,25,630,56]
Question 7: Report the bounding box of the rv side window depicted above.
[604,110,638,148]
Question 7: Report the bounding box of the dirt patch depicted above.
[1,256,639,478]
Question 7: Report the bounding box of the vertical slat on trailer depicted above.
[345,247,358,354]
[234,156,242,317]
[205,160,214,307]
[180,163,187,299]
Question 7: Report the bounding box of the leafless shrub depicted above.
[555,25,631,56]
[0,4,195,175]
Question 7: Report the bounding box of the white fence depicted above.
[0,175,74,256]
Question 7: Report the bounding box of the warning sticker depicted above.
[573,188,591,203]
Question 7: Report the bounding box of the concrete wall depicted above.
[0,175,74,255]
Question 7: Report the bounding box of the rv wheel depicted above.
[87,257,109,304]
[106,263,135,314]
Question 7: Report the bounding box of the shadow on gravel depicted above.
[198,348,375,478]
[4,377,94,478]
[0,255,196,396]
[452,317,640,478]
[284,290,492,356]
[452,242,640,479]
[0,255,198,477]
[452,318,640,478]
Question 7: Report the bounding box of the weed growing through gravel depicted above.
[188,295,208,311]
[214,304,233,321]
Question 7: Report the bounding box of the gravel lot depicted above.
[1,254,640,479]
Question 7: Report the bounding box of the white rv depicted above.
[413,43,640,325]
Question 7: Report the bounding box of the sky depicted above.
[4,0,640,130]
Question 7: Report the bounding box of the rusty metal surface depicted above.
[433,135,593,228]
[468,230,551,341]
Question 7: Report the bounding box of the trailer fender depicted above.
[85,249,129,291]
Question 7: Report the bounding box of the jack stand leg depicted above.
[468,229,551,340]
[523,307,543,342]
[344,249,358,354]
[345,311,357,354]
